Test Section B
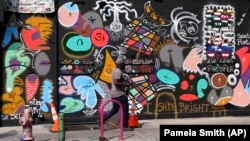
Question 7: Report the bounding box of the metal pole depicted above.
[58,113,65,141]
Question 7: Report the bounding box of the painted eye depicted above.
[26,25,31,29]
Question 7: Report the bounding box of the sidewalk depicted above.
[0,116,249,141]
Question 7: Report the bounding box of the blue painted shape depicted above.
[197,78,208,98]
[64,2,79,11]
[41,79,53,112]
[66,35,91,51]
[156,68,180,85]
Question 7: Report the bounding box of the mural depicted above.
[1,0,250,126]
[1,14,56,126]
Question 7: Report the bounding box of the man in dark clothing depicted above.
[100,58,133,131]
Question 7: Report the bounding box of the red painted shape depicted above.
[91,28,109,48]
[189,74,195,80]
[180,80,189,90]
[179,94,198,101]
[236,46,250,75]
[21,26,50,51]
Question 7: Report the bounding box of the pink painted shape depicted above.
[59,76,76,95]
[183,47,203,74]
[230,80,250,107]
[99,99,124,141]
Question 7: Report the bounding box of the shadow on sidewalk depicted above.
[0,130,18,138]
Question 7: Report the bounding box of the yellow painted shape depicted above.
[142,82,149,87]
[25,16,53,40]
[100,50,116,83]
[215,96,231,106]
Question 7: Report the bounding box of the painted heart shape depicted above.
[25,74,39,102]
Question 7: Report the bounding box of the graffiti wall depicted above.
[1,0,250,126]
[0,12,57,126]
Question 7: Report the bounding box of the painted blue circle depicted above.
[64,2,79,11]
[156,69,180,85]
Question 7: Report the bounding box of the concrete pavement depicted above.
[0,116,250,141]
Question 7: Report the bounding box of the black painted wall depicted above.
[1,0,250,127]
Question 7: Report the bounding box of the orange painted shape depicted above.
[1,86,25,115]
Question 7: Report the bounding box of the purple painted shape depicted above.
[137,95,144,102]
[99,99,124,141]
[10,58,21,73]
[241,66,250,87]
[32,31,40,40]
[137,27,146,34]
[40,60,50,66]
[16,106,25,114]
[27,74,37,82]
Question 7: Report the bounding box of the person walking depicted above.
[99,58,133,131]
